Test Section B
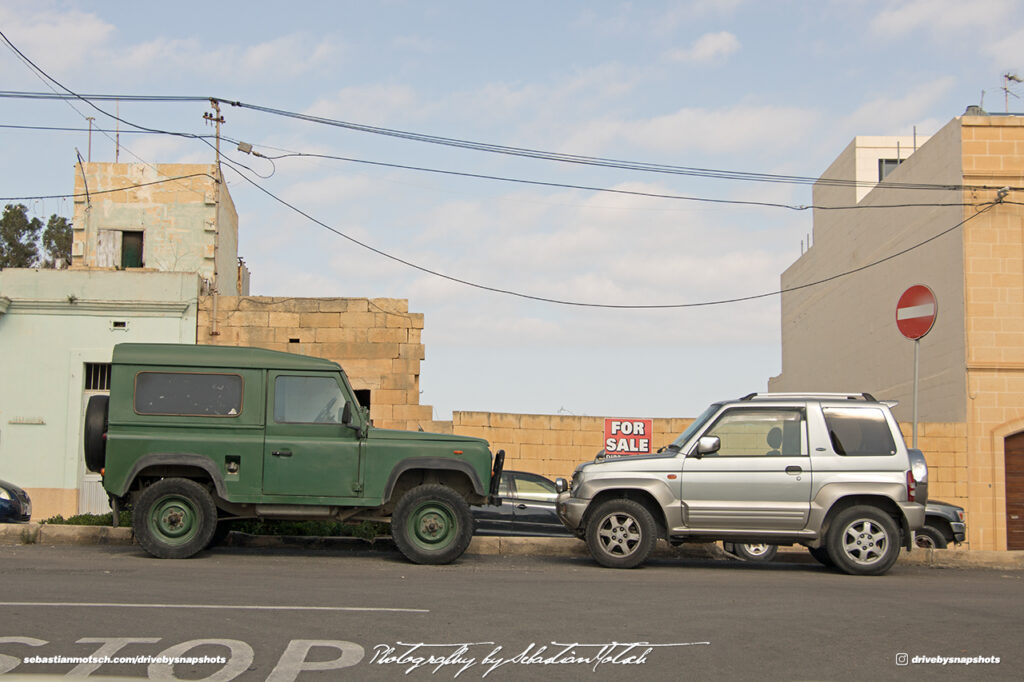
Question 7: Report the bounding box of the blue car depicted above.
[0,480,31,523]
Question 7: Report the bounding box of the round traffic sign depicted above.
[896,285,937,340]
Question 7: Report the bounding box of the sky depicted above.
[1,1,1022,421]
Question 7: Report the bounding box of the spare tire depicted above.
[84,394,109,473]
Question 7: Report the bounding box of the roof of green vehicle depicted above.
[112,343,343,372]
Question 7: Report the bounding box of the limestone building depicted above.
[769,111,1024,550]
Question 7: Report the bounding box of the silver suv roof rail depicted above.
[740,392,877,402]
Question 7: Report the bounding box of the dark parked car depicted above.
[914,499,966,549]
[474,471,570,537]
[725,500,966,561]
[0,480,31,523]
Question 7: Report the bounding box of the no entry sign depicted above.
[896,285,937,340]
[604,419,653,455]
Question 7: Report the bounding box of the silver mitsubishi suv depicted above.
[556,393,928,576]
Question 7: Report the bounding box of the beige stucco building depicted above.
[769,111,1024,550]
[71,162,247,295]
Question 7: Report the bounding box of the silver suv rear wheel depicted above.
[827,505,901,576]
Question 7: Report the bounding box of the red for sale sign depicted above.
[604,418,653,455]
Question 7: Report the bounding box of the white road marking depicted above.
[0,601,427,613]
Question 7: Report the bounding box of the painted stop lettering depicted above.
[604,419,653,455]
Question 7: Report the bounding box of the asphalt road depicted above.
[0,543,1020,681]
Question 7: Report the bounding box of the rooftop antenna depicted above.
[1003,73,1022,113]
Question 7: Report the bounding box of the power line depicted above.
[4,88,1021,194]
[0,90,210,102]
[251,148,979,212]
[0,173,219,202]
[4,119,979,212]
[219,152,1002,309]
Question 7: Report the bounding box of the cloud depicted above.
[304,84,420,124]
[559,103,819,155]
[665,31,740,63]
[0,7,340,85]
[871,0,1016,36]
[836,78,956,136]
[983,27,1024,69]
[119,34,340,81]
[0,6,114,74]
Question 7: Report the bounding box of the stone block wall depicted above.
[452,412,695,482]
[197,295,450,432]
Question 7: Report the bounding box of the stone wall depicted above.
[197,295,450,433]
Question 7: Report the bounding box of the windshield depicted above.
[667,403,720,451]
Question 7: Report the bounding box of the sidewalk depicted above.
[3,522,1023,570]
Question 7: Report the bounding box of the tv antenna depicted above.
[1003,73,1022,112]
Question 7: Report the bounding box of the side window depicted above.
[514,475,557,501]
[822,407,897,456]
[134,372,242,416]
[274,375,346,424]
[703,408,806,457]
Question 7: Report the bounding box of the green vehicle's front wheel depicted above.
[133,478,217,559]
[392,484,473,565]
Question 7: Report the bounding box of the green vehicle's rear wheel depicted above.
[392,484,473,565]
[133,478,217,559]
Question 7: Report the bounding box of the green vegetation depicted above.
[40,511,131,526]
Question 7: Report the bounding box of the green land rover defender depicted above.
[83,343,504,564]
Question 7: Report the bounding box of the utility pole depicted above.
[204,99,224,175]
[203,99,226,337]
[86,117,94,161]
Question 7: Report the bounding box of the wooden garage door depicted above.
[1006,432,1024,550]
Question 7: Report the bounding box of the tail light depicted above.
[906,470,917,502]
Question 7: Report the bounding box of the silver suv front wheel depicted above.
[585,499,657,569]
[827,505,901,576]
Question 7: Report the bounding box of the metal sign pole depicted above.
[913,338,919,448]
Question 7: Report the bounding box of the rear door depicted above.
[262,371,361,498]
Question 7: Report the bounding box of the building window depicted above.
[355,389,371,411]
[96,229,145,268]
[84,363,111,391]
[121,231,144,268]
[878,158,903,181]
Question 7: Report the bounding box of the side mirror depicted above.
[555,477,569,494]
[341,401,353,426]
[694,436,720,457]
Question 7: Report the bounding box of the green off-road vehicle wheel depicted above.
[133,478,217,559]
[392,484,474,565]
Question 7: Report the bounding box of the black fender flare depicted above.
[382,457,486,503]
[113,453,228,498]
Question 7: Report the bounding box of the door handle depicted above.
[516,504,527,510]
[272,450,292,458]
[785,465,802,475]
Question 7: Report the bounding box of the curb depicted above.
[4,523,1023,570]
